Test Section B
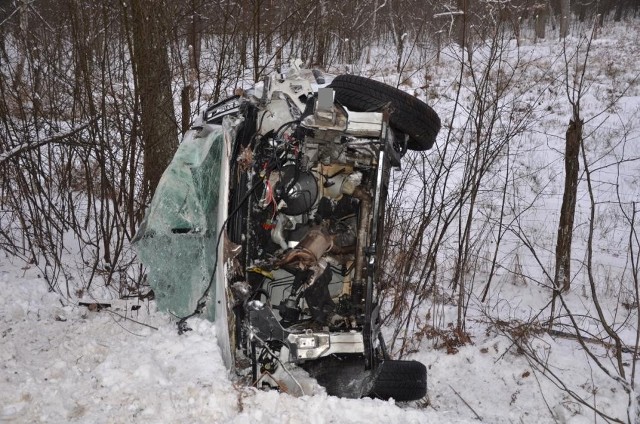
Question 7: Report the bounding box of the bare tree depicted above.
[551,28,589,314]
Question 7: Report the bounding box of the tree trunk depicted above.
[187,0,201,104]
[366,0,379,65]
[188,0,201,73]
[535,7,547,40]
[554,118,582,293]
[130,0,178,198]
[395,31,404,74]
[252,0,261,82]
[560,0,570,38]
[181,86,191,136]
[315,4,327,67]
[614,1,624,21]
[455,0,467,49]
[454,0,472,63]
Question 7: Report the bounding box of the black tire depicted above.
[329,74,441,151]
[367,360,427,402]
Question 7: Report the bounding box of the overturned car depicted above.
[134,61,440,401]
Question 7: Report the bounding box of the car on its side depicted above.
[136,61,440,400]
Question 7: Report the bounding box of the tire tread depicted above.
[368,360,427,401]
[329,75,441,151]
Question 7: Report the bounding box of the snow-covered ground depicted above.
[1,260,477,424]
[2,19,640,424]
[0,251,626,423]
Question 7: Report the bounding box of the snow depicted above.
[5,258,626,423]
[0,261,475,424]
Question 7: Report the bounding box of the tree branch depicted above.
[0,117,96,165]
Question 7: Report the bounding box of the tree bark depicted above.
[535,6,547,40]
[130,0,178,198]
[252,0,261,82]
[554,118,582,292]
[188,0,201,73]
[455,0,466,49]
[314,0,327,67]
[454,0,472,63]
[560,0,570,39]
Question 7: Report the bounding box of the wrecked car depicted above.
[134,61,440,401]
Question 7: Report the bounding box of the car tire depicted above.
[329,75,441,151]
[368,360,427,401]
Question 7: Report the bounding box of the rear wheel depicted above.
[329,74,441,151]
[367,360,427,401]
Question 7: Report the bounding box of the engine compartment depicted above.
[226,97,388,336]
[193,60,437,399]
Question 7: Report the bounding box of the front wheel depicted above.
[329,75,441,151]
